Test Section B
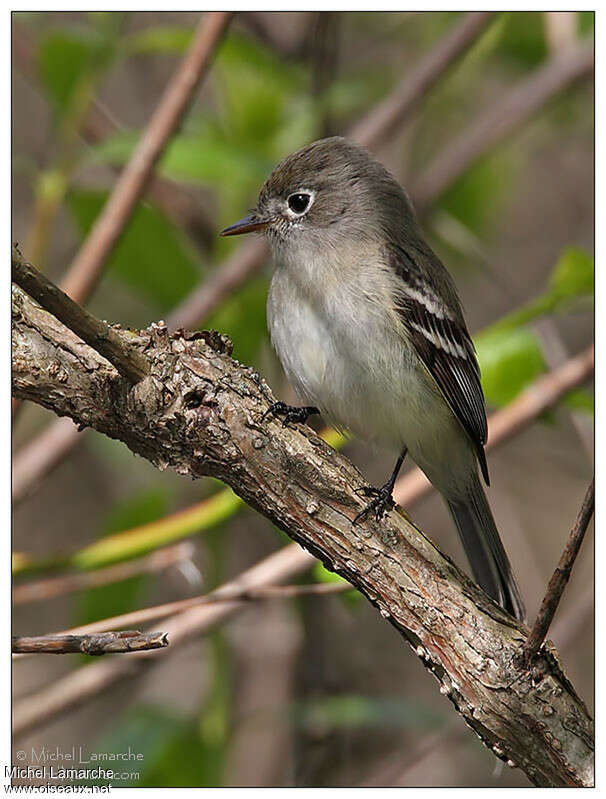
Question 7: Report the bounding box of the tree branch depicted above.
[12,246,149,383]
[12,630,168,655]
[40,580,350,640]
[524,479,594,663]
[11,282,593,786]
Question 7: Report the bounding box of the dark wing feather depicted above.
[389,245,490,484]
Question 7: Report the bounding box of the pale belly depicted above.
[267,269,475,495]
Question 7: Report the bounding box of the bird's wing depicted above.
[389,244,490,484]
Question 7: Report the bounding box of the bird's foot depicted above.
[354,483,396,523]
[262,401,319,426]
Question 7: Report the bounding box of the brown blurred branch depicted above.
[13,542,194,605]
[349,11,495,149]
[167,236,267,329]
[534,317,594,461]
[412,41,594,211]
[12,417,84,505]
[59,11,232,304]
[26,579,350,639]
[11,280,593,785]
[239,11,308,60]
[12,246,149,383]
[12,630,168,655]
[523,479,594,664]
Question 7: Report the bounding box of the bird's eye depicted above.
[287,193,312,215]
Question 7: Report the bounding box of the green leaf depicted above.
[312,562,349,586]
[214,32,310,151]
[547,247,594,307]
[87,128,272,188]
[563,388,594,414]
[125,24,193,54]
[476,326,546,407]
[579,12,595,36]
[217,31,303,92]
[67,189,202,309]
[37,27,111,118]
[438,152,514,235]
[100,490,168,536]
[486,248,594,334]
[495,11,547,68]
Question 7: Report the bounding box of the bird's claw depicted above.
[261,401,317,426]
[353,484,395,523]
[354,485,377,498]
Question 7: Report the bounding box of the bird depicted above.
[221,136,525,620]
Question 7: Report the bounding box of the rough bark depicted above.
[12,631,168,655]
[11,285,593,787]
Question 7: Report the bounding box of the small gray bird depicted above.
[221,136,524,620]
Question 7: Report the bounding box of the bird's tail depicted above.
[447,475,525,621]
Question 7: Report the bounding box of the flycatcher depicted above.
[221,137,524,620]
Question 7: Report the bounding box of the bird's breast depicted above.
[267,258,421,445]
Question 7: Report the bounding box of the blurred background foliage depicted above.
[12,11,593,788]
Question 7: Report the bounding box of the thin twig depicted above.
[534,317,594,462]
[23,580,351,641]
[412,42,594,211]
[13,542,194,605]
[59,11,233,304]
[12,630,168,655]
[523,478,594,663]
[12,246,149,383]
[349,11,495,148]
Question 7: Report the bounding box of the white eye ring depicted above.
[286,190,315,216]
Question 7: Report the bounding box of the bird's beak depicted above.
[220,214,270,237]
